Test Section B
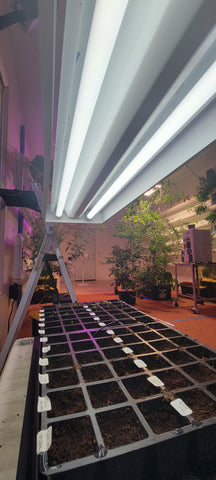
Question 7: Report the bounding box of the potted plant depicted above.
[105,245,139,304]
[135,265,174,300]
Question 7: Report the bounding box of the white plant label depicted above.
[94,316,100,321]
[122,347,133,354]
[39,323,45,327]
[39,373,49,385]
[170,398,192,416]
[134,359,147,369]
[90,312,95,316]
[99,322,105,327]
[40,337,48,343]
[147,375,164,387]
[106,330,114,335]
[42,345,51,353]
[38,329,45,335]
[39,357,49,366]
[37,426,52,454]
[39,313,45,317]
[113,337,123,344]
[83,305,88,308]
[37,395,52,412]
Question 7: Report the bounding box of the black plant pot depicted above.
[117,289,136,305]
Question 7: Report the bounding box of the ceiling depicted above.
[5,0,216,224]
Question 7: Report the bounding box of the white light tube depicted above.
[87,60,216,219]
[56,0,129,218]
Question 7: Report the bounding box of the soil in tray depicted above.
[112,358,143,377]
[87,381,126,408]
[179,388,216,421]
[75,350,103,365]
[123,374,159,399]
[47,388,86,417]
[47,354,73,370]
[47,334,67,344]
[47,343,70,355]
[45,326,63,335]
[172,336,197,348]
[47,368,79,388]
[130,325,150,333]
[138,397,189,434]
[103,347,125,360]
[129,343,155,355]
[150,322,169,330]
[207,359,216,370]
[164,349,195,365]
[139,331,163,341]
[69,332,90,341]
[149,339,176,351]
[120,334,141,344]
[64,324,83,332]
[71,340,95,352]
[159,328,182,338]
[156,368,193,390]
[186,346,216,360]
[182,363,216,383]
[207,383,216,398]
[140,353,171,370]
[96,406,148,449]
[81,363,113,382]
[48,416,97,465]
[96,337,116,348]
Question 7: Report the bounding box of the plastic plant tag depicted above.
[39,357,49,366]
[94,316,100,321]
[113,337,123,344]
[39,322,45,327]
[99,322,106,327]
[37,395,52,412]
[170,398,192,417]
[122,347,133,354]
[90,312,95,316]
[147,375,164,387]
[134,359,147,368]
[40,337,48,343]
[37,426,52,455]
[106,330,115,335]
[83,305,88,308]
[39,313,45,317]
[42,345,51,354]
[39,373,49,385]
[38,329,45,335]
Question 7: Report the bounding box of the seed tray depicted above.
[18,300,216,480]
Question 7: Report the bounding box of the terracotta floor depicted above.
[19,280,216,350]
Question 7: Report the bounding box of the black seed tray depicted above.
[18,300,216,480]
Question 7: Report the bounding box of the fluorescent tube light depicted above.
[56,0,129,218]
[87,60,216,219]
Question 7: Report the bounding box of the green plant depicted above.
[135,265,174,298]
[105,245,139,289]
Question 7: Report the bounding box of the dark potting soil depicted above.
[207,383,216,398]
[207,359,216,369]
[156,368,193,391]
[64,324,83,332]
[123,374,159,399]
[69,332,90,341]
[111,327,130,335]
[45,326,63,335]
[47,368,79,388]
[164,349,194,365]
[81,363,113,382]
[120,334,141,344]
[47,388,86,417]
[129,343,155,355]
[47,354,73,370]
[47,334,67,344]
[96,406,148,449]
[179,388,216,421]
[75,350,103,365]
[112,358,142,377]
[182,363,216,383]
[186,346,216,360]
[48,416,97,465]
[139,353,171,370]
[148,339,176,351]
[159,328,182,338]
[47,343,70,355]
[96,337,116,348]
[71,340,95,352]
[139,331,163,341]
[103,347,125,360]
[87,381,127,408]
[138,397,189,434]
[172,336,197,348]
[129,325,150,333]
[150,322,169,330]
